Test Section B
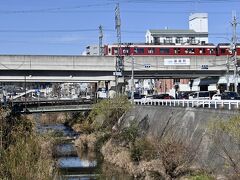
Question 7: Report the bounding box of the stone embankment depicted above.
[75,105,240,179]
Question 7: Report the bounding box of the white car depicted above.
[141,95,153,104]
[212,94,221,100]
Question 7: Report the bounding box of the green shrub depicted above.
[88,96,131,131]
[119,121,139,143]
[130,138,156,162]
[130,143,143,162]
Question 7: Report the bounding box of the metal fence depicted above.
[133,99,240,110]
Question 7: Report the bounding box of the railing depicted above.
[26,104,92,113]
[133,99,240,110]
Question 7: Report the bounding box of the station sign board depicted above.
[164,58,190,66]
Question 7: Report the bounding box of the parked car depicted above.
[221,91,240,100]
[97,88,107,99]
[212,94,221,100]
[177,91,193,99]
[189,91,210,100]
[141,95,153,103]
[153,94,174,99]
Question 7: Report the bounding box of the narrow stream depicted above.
[36,121,132,180]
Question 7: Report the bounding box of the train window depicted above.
[122,48,130,55]
[209,48,215,54]
[221,48,226,54]
[185,48,195,54]
[113,48,118,55]
[160,48,170,54]
[199,48,206,54]
[174,48,181,54]
[134,48,144,54]
[148,48,155,54]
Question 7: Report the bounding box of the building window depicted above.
[160,48,170,54]
[165,37,172,44]
[176,37,183,44]
[189,37,196,44]
[154,37,160,44]
[174,78,180,83]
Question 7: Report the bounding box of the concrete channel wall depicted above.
[127,106,239,136]
[123,106,240,174]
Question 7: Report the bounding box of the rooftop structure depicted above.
[145,13,208,45]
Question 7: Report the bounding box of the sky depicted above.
[0,0,239,55]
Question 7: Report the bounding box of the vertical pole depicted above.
[115,3,122,96]
[99,25,103,56]
[0,111,2,149]
[226,55,230,91]
[231,11,238,93]
[25,75,27,112]
[131,57,134,104]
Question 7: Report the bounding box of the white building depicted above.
[145,13,208,45]
[86,45,99,56]
[189,13,208,33]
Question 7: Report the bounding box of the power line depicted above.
[0,29,99,33]
[0,29,238,36]
[115,0,240,4]
[0,8,238,15]
[0,2,115,14]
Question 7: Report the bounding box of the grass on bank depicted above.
[0,109,57,180]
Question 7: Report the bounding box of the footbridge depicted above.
[0,55,230,82]
[10,98,94,113]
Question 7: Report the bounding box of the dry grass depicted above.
[0,109,57,180]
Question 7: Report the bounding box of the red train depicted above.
[104,43,240,56]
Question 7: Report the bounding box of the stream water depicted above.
[36,122,133,180]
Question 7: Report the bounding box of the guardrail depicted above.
[133,99,240,110]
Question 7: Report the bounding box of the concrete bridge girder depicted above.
[0,55,229,82]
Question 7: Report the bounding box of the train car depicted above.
[216,43,240,56]
[216,43,232,56]
[104,43,240,57]
[104,44,217,56]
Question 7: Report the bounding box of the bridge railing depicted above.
[133,99,240,110]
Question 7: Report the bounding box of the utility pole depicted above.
[131,56,134,104]
[24,75,27,112]
[231,11,238,93]
[0,110,3,149]
[226,55,230,91]
[99,25,103,56]
[115,3,123,94]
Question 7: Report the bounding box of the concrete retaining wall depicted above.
[124,106,240,174]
